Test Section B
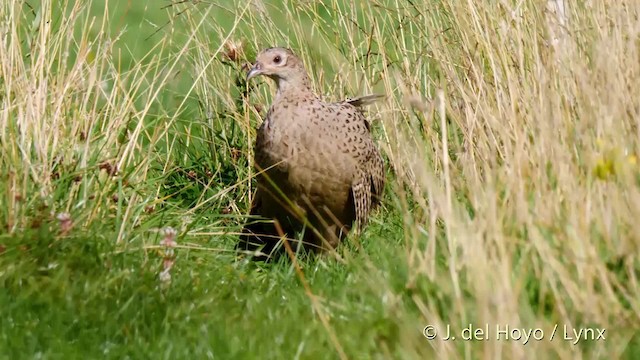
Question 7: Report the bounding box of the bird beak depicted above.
[246,62,262,81]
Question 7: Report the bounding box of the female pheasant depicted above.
[238,47,385,260]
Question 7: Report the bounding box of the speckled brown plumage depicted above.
[238,47,385,260]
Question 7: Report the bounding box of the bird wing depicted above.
[341,104,385,230]
[351,169,372,233]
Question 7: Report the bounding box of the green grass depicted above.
[2,0,640,358]
[1,220,411,358]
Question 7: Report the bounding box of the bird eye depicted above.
[273,55,282,64]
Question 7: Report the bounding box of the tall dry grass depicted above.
[378,0,640,357]
[199,0,640,357]
[0,0,209,241]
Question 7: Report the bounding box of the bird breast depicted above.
[255,102,357,209]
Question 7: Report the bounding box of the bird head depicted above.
[246,47,309,88]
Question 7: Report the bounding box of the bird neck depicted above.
[275,75,313,100]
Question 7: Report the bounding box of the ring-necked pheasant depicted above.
[238,47,385,260]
